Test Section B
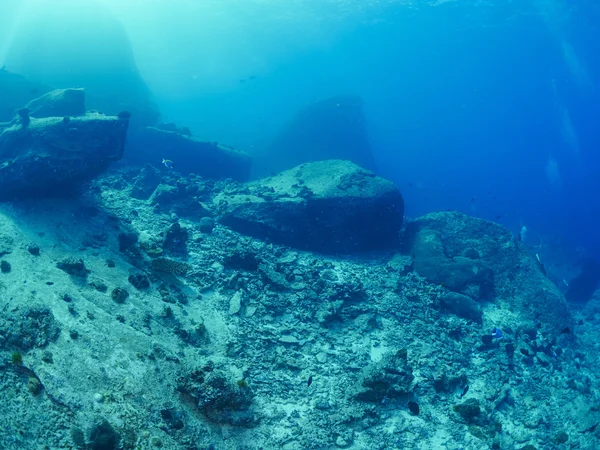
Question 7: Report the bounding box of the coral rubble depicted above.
[0,158,596,450]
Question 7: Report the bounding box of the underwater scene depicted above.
[0,0,599,449]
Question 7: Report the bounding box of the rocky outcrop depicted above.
[176,362,257,427]
[126,126,251,181]
[440,291,483,323]
[26,88,86,119]
[411,228,494,300]
[350,348,414,403]
[216,160,404,253]
[253,95,376,178]
[0,113,129,198]
[406,211,572,332]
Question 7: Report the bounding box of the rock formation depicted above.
[217,160,404,253]
[25,88,86,119]
[0,89,129,198]
[406,211,572,333]
[126,126,251,181]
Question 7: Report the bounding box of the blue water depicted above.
[1,0,598,255]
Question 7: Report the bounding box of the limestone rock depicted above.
[440,292,483,323]
[0,113,129,198]
[406,211,572,334]
[176,362,257,427]
[351,348,413,403]
[0,305,61,351]
[130,164,162,200]
[148,183,180,206]
[229,290,243,315]
[56,257,88,277]
[126,127,251,181]
[198,217,215,234]
[26,88,86,119]
[412,228,494,300]
[217,160,404,253]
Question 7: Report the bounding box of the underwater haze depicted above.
[4,1,600,449]
[1,0,599,254]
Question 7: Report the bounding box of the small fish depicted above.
[162,159,174,169]
[307,375,313,387]
[491,327,503,340]
[459,385,469,398]
[550,349,558,359]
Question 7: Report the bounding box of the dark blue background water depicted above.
[1,0,598,257]
[357,2,600,258]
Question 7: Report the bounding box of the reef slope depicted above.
[0,164,596,450]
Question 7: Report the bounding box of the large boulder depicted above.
[411,228,494,300]
[252,95,377,178]
[405,211,572,333]
[216,160,404,253]
[126,126,251,181]
[26,88,86,119]
[0,113,129,198]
